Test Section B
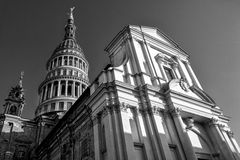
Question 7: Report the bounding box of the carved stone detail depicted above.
[120,102,128,112]
[185,117,194,129]
[179,77,189,92]
[227,131,234,138]
[170,107,182,117]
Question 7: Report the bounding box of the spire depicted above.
[3,72,25,116]
[19,71,24,88]
[64,7,76,40]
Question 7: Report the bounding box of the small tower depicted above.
[3,72,25,117]
[35,7,89,118]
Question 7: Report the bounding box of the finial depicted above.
[19,71,24,87]
[69,7,75,20]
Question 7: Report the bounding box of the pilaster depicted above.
[170,107,197,160]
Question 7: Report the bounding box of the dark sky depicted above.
[1,0,240,143]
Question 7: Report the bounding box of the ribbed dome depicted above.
[54,38,84,53]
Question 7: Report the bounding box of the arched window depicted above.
[75,82,79,97]
[42,86,46,101]
[74,58,78,67]
[79,59,82,69]
[53,81,58,97]
[69,57,73,66]
[83,62,85,71]
[67,81,72,96]
[9,105,17,115]
[46,84,51,99]
[64,56,68,65]
[61,81,65,95]
[58,57,62,66]
[54,58,57,67]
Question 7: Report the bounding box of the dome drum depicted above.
[35,10,89,118]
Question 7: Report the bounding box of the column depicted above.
[184,61,202,89]
[163,111,186,159]
[44,85,48,101]
[227,131,240,159]
[93,114,101,160]
[152,110,173,160]
[102,106,118,160]
[56,58,58,68]
[67,56,69,66]
[170,108,197,160]
[57,81,61,96]
[50,82,53,98]
[144,109,163,160]
[113,105,126,160]
[207,118,235,160]
[61,56,64,66]
[80,83,82,95]
[39,89,43,103]
[72,81,75,97]
[65,80,68,96]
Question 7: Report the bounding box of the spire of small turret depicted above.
[64,7,76,40]
[19,71,24,88]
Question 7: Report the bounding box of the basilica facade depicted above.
[0,9,240,160]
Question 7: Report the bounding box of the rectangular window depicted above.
[164,67,175,81]
[51,103,55,111]
[59,102,64,110]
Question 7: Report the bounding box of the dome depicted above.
[54,38,83,53]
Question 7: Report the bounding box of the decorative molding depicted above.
[179,77,189,92]
[227,131,234,138]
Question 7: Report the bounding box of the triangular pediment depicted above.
[166,79,216,105]
[130,25,178,48]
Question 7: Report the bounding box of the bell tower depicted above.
[3,72,25,117]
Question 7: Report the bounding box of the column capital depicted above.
[170,107,182,117]
[120,102,129,112]
[227,131,234,138]
[208,117,219,126]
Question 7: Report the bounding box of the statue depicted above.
[69,7,75,20]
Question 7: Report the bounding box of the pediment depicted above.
[166,79,216,105]
[131,25,178,48]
